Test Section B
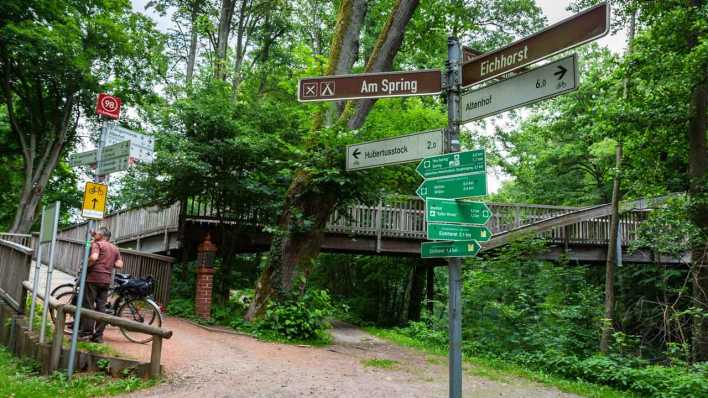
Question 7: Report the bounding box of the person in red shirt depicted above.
[79,226,123,343]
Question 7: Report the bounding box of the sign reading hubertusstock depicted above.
[346,129,443,171]
[298,69,442,102]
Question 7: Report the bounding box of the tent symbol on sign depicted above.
[320,82,335,96]
[302,82,317,98]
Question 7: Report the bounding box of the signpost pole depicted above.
[39,201,60,343]
[67,122,107,379]
[446,36,463,398]
[28,206,46,331]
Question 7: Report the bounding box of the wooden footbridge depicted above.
[52,195,684,265]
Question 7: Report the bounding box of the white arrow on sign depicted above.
[346,129,444,171]
[460,54,578,123]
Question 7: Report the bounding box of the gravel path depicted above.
[107,317,580,398]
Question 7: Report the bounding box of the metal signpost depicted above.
[28,206,47,331]
[68,94,120,379]
[68,140,131,167]
[298,69,442,102]
[461,2,608,87]
[460,54,578,122]
[415,173,487,200]
[39,201,60,343]
[427,223,492,242]
[346,129,444,170]
[295,4,609,396]
[415,149,485,179]
[426,198,492,225]
[106,124,155,163]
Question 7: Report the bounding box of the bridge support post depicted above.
[195,234,217,319]
[446,36,463,398]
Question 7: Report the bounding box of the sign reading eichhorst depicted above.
[461,54,577,122]
[346,129,443,171]
[461,2,608,87]
[298,69,442,102]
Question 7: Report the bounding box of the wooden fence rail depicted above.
[22,281,171,378]
[0,239,32,313]
[0,233,33,249]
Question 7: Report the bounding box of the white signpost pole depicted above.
[446,36,463,398]
[28,206,46,331]
[39,201,60,343]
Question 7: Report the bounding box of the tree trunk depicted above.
[215,0,236,80]
[600,143,622,353]
[407,264,426,322]
[599,9,636,354]
[246,0,419,320]
[186,2,200,86]
[688,0,708,364]
[426,264,435,314]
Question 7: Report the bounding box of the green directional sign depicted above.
[421,240,481,258]
[416,173,487,199]
[427,223,492,242]
[416,149,485,179]
[426,198,492,225]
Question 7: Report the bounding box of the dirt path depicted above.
[105,317,580,398]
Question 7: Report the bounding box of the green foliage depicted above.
[256,289,334,341]
[0,347,151,398]
[513,351,708,398]
[362,358,398,369]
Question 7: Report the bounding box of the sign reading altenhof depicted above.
[461,54,577,122]
[346,129,444,171]
[298,69,442,102]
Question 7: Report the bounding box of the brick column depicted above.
[195,266,215,319]
[194,233,217,320]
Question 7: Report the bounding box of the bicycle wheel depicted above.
[117,297,163,344]
[50,282,74,298]
[51,291,77,335]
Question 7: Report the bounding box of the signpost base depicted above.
[448,257,462,398]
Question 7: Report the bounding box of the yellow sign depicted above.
[81,182,108,219]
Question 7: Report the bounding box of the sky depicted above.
[129,0,629,194]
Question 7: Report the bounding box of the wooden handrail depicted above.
[22,281,172,338]
[22,280,171,378]
[0,239,33,255]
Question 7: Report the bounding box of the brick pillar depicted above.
[194,233,217,319]
[195,267,215,319]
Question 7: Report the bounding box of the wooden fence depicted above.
[0,233,33,249]
[0,239,32,313]
[36,237,174,305]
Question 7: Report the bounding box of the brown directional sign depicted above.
[461,2,608,87]
[298,69,442,102]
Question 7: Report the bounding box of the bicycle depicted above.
[50,273,163,344]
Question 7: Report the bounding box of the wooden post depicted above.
[149,335,162,378]
[50,305,64,373]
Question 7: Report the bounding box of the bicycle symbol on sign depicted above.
[89,185,104,195]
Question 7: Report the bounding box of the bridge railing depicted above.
[57,203,181,245]
[0,239,32,313]
[0,233,33,249]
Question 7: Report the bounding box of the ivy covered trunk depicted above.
[246,0,420,320]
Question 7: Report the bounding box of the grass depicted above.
[365,327,636,398]
[0,347,154,398]
[362,358,398,369]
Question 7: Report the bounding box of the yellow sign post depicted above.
[81,182,108,219]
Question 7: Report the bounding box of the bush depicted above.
[256,289,334,341]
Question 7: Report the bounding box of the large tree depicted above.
[0,0,166,233]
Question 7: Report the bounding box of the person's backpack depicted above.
[117,276,154,298]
